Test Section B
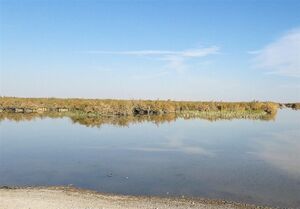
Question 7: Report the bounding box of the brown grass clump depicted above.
[285,103,300,110]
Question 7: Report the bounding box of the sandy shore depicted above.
[0,186,272,209]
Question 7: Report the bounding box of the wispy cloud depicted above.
[251,29,300,77]
[161,55,187,73]
[84,47,219,57]
[130,71,169,80]
[84,46,219,73]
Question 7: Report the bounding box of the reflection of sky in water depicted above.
[0,109,299,208]
[252,130,300,177]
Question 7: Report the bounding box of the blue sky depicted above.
[0,0,300,101]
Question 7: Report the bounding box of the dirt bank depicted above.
[0,186,272,209]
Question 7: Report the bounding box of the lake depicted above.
[0,109,299,208]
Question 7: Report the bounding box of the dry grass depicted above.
[0,97,278,116]
[0,97,279,126]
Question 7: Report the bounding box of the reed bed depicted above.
[0,97,278,116]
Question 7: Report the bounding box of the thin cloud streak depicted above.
[130,71,169,80]
[84,46,219,58]
[84,46,219,73]
[252,29,300,77]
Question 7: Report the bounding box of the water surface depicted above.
[0,109,299,208]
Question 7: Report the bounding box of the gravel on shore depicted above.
[0,186,273,209]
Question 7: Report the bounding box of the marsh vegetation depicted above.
[0,97,278,116]
[0,97,282,126]
[284,103,300,110]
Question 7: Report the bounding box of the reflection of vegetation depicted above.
[177,110,276,121]
[0,109,277,128]
[0,97,278,116]
[69,114,178,127]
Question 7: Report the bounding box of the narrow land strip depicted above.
[0,97,280,116]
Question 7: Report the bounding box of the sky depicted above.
[0,0,300,102]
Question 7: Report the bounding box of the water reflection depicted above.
[0,111,277,128]
[254,130,300,177]
[122,134,215,156]
[0,110,299,208]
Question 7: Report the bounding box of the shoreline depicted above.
[0,186,274,209]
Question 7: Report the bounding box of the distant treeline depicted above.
[0,97,281,116]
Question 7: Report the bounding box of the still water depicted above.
[0,109,300,208]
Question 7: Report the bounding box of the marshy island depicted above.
[0,97,287,118]
[1,97,299,127]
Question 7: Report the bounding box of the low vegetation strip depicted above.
[284,103,300,110]
[0,97,279,116]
